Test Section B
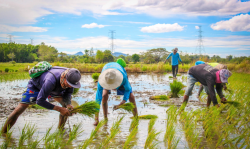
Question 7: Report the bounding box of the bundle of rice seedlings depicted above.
[138,115,158,119]
[117,103,135,113]
[92,73,100,81]
[169,76,173,78]
[70,101,100,118]
[149,95,169,100]
[169,80,184,98]
[73,88,80,95]
[222,101,241,108]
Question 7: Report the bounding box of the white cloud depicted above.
[81,23,108,28]
[114,21,151,24]
[141,23,184,33]
[0,24,47,33]
[1,0,250,25]
[195,26,199,29]
[211,14,250,32]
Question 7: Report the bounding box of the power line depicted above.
[195,26,205,55]
[109,30,115,53]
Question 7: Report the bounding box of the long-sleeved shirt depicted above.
[166,53,182,66]
[95,62,131,105]
[27,67,73,109]
[188,64,224,105]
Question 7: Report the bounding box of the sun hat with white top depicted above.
[98,68,123,90]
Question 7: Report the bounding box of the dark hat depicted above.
[66,68,81,88]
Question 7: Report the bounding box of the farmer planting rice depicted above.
[164,47,183,78]
[195,61,229,97]
[182,64,232,107]
[2,62,81,133]
[94,58,138,125]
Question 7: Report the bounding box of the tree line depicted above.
[0,42,249,64]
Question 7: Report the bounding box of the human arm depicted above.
[95,82,104,105]
[216,83,227,103]
[178,54,184,66]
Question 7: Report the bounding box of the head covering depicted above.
[66,68,81,88]
[174,47,178,51]
[219,69,232,83]
[116,58,126,68]
[98,68,123,90]
[195,61,205,65]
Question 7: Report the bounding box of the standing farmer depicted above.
[2,65,81,133]
[164,47,183,78]
[182,64,231,107]
[94,58,138,126]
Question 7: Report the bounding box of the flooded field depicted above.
[0,73,223,148]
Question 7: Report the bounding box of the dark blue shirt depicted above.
[27,67,73,109]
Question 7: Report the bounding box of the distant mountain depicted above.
[74,52,84,56]
[112,52,127,57]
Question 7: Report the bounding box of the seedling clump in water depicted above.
[118,102,135,113]
[150,95,169,100]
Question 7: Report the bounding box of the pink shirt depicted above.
[215,70,222,83]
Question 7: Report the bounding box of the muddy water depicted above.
[0,73,204,148]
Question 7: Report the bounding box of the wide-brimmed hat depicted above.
[220,69,232,83]
[66,68,81,88]
[98,68,123,90]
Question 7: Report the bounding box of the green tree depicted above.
[38,43,58,62]
[7,52,15,61]
[103,50,114,62]
[95,50,104,63]
[132,54,140,63]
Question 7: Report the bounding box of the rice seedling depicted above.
[1,126,13,149]
[169,76,173,78]
[44,127,65,149]
[29,104,46,109]
[169,80,184,98]
[67,123,84,145]
[176,74,181,76]
[116,102,135,113]
[123,117,139,149]
[144,119,160,149]
[92,73,100,81]
[70,101,100,118]
[222,100,241,108]
[99,116,124,149]
[138,115,158,119]
[81,120,106,149]
[17,123,37,149]
[73,88,80,95]
[149,95,169,100]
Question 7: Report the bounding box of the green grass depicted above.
[73,88,80,95]
[71,101,100,118]
[150,95,169,100]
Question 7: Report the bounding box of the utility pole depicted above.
[109,30,115,53]
[195,26,205,56]
[7,34,13,43]
[30,38,34,45]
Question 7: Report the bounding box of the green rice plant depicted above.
[92,73,100,81]
[81,120,106,149]
[29,104,46,109]
[70,101,100,118]
[176,74,181,76]
[123,117,139,149]
[169,80,184,98]
[1,126,13,149]
[0,72,30,82]
[99,116,124,149]
[44,127,65,149]
[73,88,80,95]
[222,101,241,108]
[138,115,158,119]
[144,119,160,149]
[169,76,173,78]
[18,124,37,149]
[149,95,169,100]
[117,102,135,113]
[67,123,84,145]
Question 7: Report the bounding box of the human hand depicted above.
[59,107,72,116]
[113,105,120,110]
[67,104,74,110]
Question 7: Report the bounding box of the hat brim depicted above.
[67,80,81,88]
[98,68,123,90]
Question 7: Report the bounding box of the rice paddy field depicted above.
[0,71,249,148]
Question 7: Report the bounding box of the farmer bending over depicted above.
[164,47,183,78]
[94,58,138,126]
[195,61,228,97]
[2,66,81,133]
[182,64,231,107]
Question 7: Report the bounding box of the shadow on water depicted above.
[0,73,208,148]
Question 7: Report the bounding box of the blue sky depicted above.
[0,0,250,58]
